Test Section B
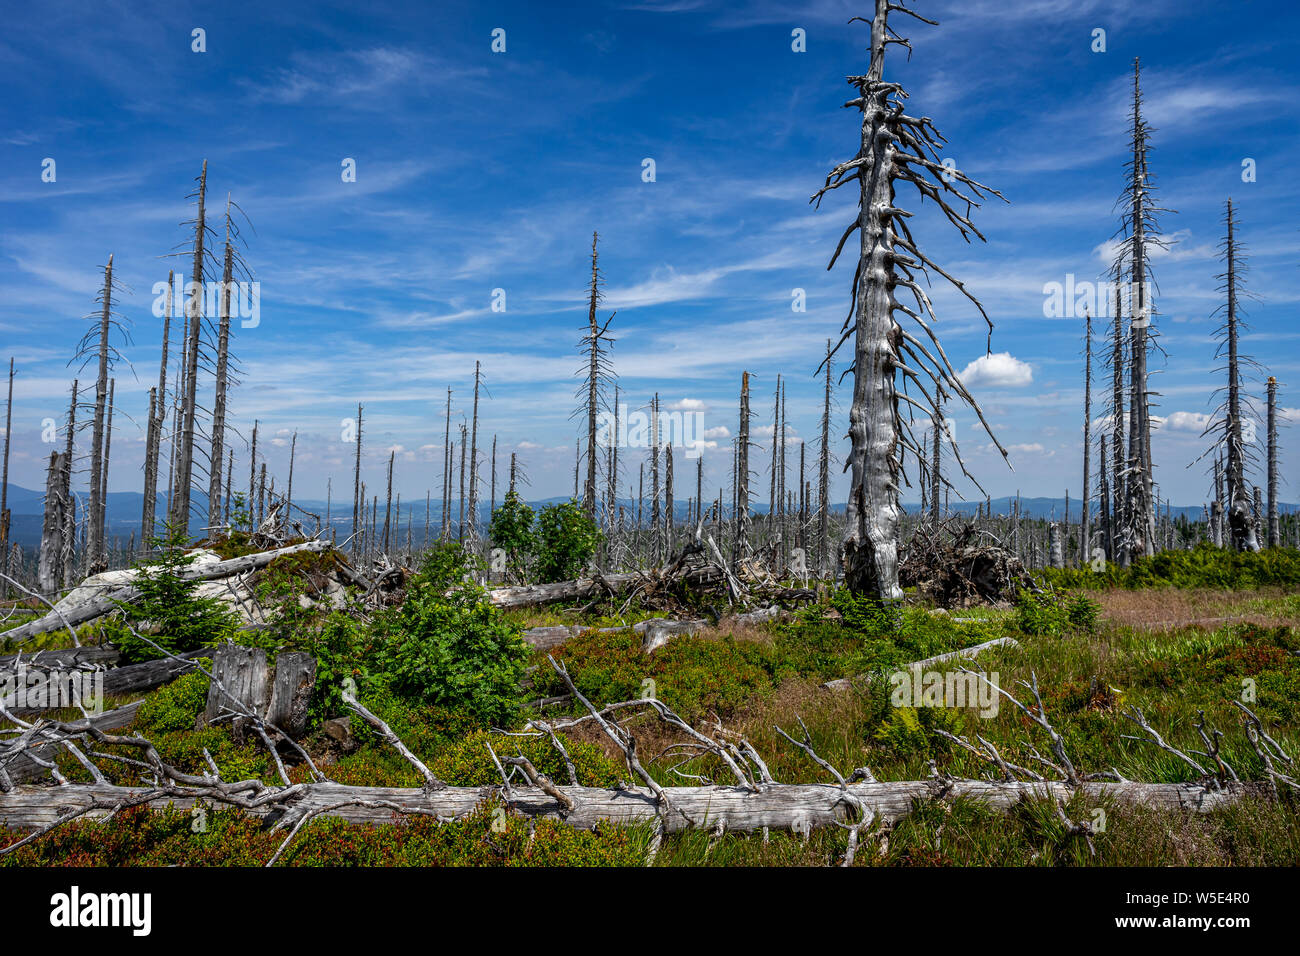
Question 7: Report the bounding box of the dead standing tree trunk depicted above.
[1267,376,1279,548]
[815,0,1007,601]
[817,342,833,578]
[1081,311,1093,565]
[141,272,172,545]
[580,232,616,519]
[0,358,12,594]
[1115,60,1167,561]
[208,198,244,530]
[1201,199,1260,552]
[78,256,120,574]
[170,161,210,538]
[37,452,67,594]
[1108,283,1126,565]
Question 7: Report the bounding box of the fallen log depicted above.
[820,637,1020,693]
[521,617,708,654]
[1,700,144,786]
[0,646,120,672]
[3,539,330,645]
[489,573,644,610]
[0,778,1266,836]
[1,649,208,715]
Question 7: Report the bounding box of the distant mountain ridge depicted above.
[0,485,1289,550]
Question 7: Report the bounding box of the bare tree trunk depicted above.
[382,450,394,554]
[458,424,466,541]
[37,452,67,594]
[1081,311,1093,564]
[818,343,832,577]
[441,388,451,540]
[1099,432,1110,563]
[490,435,497,519]
[1267,376,1279,547]
[1220,200,1259,552]
[467,361,481,546]
[171,161,208,537]
[98,378,114,562]
[0,358,12,594]
[1122,61,1158,560]
[60,382,77,588]
[824,1,1006,600]
[142,275,171,543]
[1110,284,1127,565]
[86,256,115,573]
[208,223,234,529]
[248,420,259,528]
[351,406,362,555]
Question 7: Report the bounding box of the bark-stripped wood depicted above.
[3,539,329,644]
[817,1,1006,601]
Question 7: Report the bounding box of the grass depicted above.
[4,580,1299,866]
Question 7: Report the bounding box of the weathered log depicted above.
[0,646,120,673]
[1,700,144,786]
[2,649,208,715]
[820,636,1019,693]
[488,573,643,610]
[265,652,316,738]
[3,539,330,644]
[203,643,269,726]
[0,778,1266,836]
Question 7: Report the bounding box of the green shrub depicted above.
[373,543,529,724]
[533,500,602,583]
[488,491,535,581]
[1041,544,1300,591]
[112,525,238,662]
[134,669,210,735]
[1013,590,1071,637]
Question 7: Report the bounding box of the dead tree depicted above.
[579,232,616,518]
[813,0,1006,600]
[351,405,362,555]
[818,342,834,577]
[0,358,12,593]
[440,389,452,540]
[36,452,67,594]
[1113,59,1169,560]
[733,372,753,566]
[382,450,394,554]
[1200,199,1260,551]
[74,255,126,573]
[208,198,248,529]
[467,362,483,548]
[1103,287,1125,566]
[59,382,77,587]
[1081,311,1093,564]
[99,379,115,558]
[1098,432,1110,562]
[1267,376,1280,548]
[142,273,173,544]
[170,161,212,536]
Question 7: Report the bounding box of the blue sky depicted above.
[2,0,1299,510]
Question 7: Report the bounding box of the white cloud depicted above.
[960,352,1034,388]
[668,398,708,411]
[703,425,731,439]
[1160,411,1210,433]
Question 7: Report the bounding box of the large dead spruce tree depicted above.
[1199,199,1260,552]
[1112,60,1169,562]
[815,1,1006,600]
